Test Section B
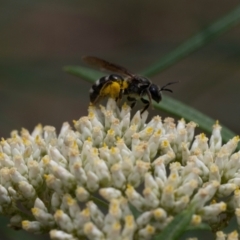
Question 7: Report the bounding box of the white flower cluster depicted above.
[0,99,239,240]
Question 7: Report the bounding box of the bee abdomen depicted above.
[89,74,124,104]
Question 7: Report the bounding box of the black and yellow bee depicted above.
[83,56,177,114]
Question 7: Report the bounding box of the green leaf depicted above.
[153,205,195,240]
[64,66,237,144]
[142,4,240,77]
[64,66,102,82]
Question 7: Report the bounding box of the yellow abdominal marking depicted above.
[101,82,120,98]
[101,80,129,99]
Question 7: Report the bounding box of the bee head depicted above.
[150,81,179,103]
[149,84,162,103]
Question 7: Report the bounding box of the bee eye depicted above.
[149,84,161,103]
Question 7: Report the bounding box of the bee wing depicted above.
[82,56,135,78]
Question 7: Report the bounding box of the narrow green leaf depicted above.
[142,4,240,77]
[64,66,102,81]
[153,205,195,240]
[64,66,237,144]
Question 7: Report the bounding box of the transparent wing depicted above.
[82,56,134,77]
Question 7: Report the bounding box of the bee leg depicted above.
[116,89,123,106]
[127,96,137,109]
[140,98,150,114]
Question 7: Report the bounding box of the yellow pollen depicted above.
[107,129,115,135]
[116,137,123,143]
[143,187,151,195]
[55,210,63,218]
[113,222,121,230]
[180,118,185,122]
[92,148,98,155]
[155,129,161,135]
[42,156,50,165]
[165,185,173,193]
[72,120,77,124]
[82,208,90,217]
[22,221,30,228]
[102,142,108,148]
[88,112,94,119]
[146,127,153,134]
[122,102,128,109]
[199,133,206,140]
[44,174,52,181]
[153,209,163,218]
[110,147,117,154]
[228,231,238,238]
[220,202,227,211]
[191,215,201,225]
[87,137,92,142]
[162,140,169,148]
[146,225,155,234]
[67,197,75,205]
[233,136,240,143]
[125,215,134,226]
[31,208,39,215]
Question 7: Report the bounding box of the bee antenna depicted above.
[159,81,179,93]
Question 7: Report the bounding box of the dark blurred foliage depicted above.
[0,0,240,239]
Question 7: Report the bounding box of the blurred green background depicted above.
[1,0,240,239]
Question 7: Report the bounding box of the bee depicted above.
[83,56,177,114]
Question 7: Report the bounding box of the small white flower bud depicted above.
[27,160,43,187]
[32,207,55,227]
[99,187,122,202]
[200,202,226,221]
[50,230,78,240]
[51,192,61,211]
[209,164,221,182]
[227,230,238,240]
[143,187,159,208]
[216,231,226,240]
[210,121,222,152]
[86,171,99,192]
[136,211,153,227]
[9,167,28,184]
[175,179,198,198]
[22,221,42,233]
[161,185,175,209]
[83,222,104,240]
[191,181,219,210]
[54,210,74,233]
[18,181,36,199]
[125,185,145,211]
[75,186,90,202]
[137,224,155,240]
[217,183,237,198]
[87,201,104,229]
[122,215,137,239]
[44,174,63,194]
[104,129,116,147]
[0,185,11,205]
[221,136,239,155]
[49,147,68,167]
[92,126,104,147]
[0,152,14,168]
[153,208,167,222]
[43,126,57,143]
[72,162,87,185]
